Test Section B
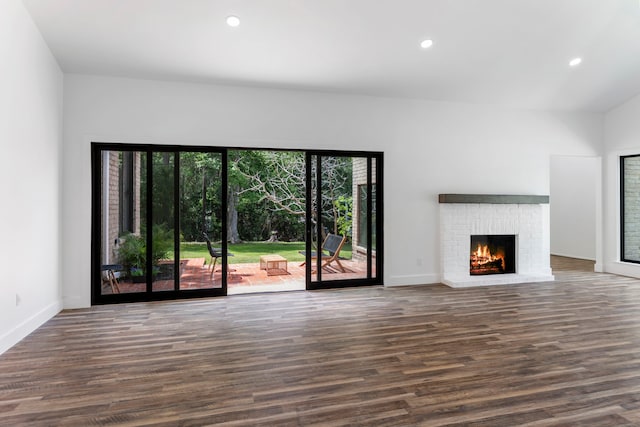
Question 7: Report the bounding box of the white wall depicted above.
[0,0,63,353]
[603,93,640,277]
[62,74,603,308]
[550,155,599,261]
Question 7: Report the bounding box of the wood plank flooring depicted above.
[4,257,640,425]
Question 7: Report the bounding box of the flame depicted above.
[470,244,505,270]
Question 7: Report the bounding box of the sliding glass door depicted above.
[179,152,225,290]
[306,152,382,289]
[93,144,383,303]
[92,145,227,303]
[151,151,176,293]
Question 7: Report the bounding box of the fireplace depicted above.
[439,194,554,287]
[470,235,516,275]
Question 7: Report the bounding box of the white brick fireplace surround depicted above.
[439,194,554,287]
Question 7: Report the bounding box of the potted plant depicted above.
[129,267,146,283]
[118,224,173,282]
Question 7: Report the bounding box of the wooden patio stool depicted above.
[260,254,288,276]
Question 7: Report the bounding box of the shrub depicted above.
[118,224,173,277]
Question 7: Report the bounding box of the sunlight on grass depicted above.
[174,241,352,264]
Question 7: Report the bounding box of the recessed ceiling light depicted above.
[226,15,240,27]
[569,57,582,67]
[420,39,433,49]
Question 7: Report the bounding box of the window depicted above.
[621,155,640,263]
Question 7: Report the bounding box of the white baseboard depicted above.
[0,300,63,355]
[63,295,90,310]
[550,252,596,261]
[385,273,441,287]
[605,261,640,279]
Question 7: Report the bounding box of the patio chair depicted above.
[101,264,122,293]
[202,233,234,279]
[300,233,347,273]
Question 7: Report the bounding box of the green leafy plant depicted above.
[334,195,353,239]
[130,267,144,277]
[118,224,173,278]
[118,233,145,275]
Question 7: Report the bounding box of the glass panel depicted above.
[623,156,640,262]
[355,161,377,254]
[312,155,367,282]
[310,155,319,282]
[151,152,176,292]
[100,150,146,295]
[179,152,223,290]
[226,150,306,294]
[358,184,368,247]
[371,157,377,279]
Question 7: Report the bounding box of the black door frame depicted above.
[91,143,383,304]
[305,150,383,290]
[91,143,229,304]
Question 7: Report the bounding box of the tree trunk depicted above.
[201,170,206,235]
[227,184,241,243]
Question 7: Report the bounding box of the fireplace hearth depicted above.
[470,235,516,275]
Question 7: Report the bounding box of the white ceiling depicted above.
[23,0,640,112]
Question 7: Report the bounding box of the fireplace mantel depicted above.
[438,194,549,204]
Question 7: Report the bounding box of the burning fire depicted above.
[470,244,505,270]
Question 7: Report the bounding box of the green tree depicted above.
[178,152,223,241]
[235,151,352,243]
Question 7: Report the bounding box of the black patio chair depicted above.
[202,233,234,279]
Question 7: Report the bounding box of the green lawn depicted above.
[175,241,352,264]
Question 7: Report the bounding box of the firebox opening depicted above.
[470,234,516,276]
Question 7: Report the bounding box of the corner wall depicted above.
[550,155,599,261]
[62,75,603,308]
[604,93,640,277]
[0,0,64,353]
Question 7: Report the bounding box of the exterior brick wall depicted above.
[351,157,376,261]
[102,151,142,265]
[103,151,120,263]
[133,152,141,235]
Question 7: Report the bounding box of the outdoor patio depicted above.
[102,257,373,295]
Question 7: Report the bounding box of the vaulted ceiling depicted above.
[23,0,640,112]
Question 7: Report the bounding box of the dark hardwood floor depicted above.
[3,256,640,426]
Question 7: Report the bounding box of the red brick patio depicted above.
[103,256,373,295]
